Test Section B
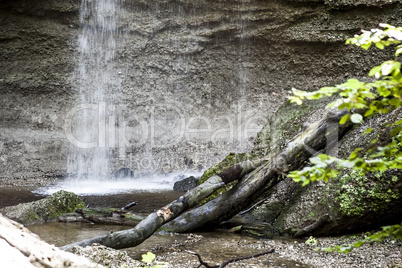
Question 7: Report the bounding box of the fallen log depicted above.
[0,214,101,267]
[59,208,144,226]
[161,108,352,232]
[121,202,137,210]
[61,159,263,251]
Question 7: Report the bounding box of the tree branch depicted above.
[184,249,275,268]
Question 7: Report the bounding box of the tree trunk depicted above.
[62,108,352,251]
[61,159,262,251]
[59,208,144,226]
[0,214,101,267]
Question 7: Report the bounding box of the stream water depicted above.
[27,222,310,267]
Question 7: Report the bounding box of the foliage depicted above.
[138,252,168,268]
[335,170,400,217]
[287,24,402,252]
[319,224,402,253]
[305,236,318,246]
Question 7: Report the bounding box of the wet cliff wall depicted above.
[0,0,401,179]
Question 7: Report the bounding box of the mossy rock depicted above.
[252,98,331,157]
[0,190,85,225]
[271,110,402,237]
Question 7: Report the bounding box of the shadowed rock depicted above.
[173,176,200,192]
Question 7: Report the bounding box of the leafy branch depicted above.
[319,224,402,253]
[287,23,402,252]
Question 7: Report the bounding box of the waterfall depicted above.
[66,0,123,181]
[35,0,201,195]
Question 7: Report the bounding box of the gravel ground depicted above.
[74,232,401,267]
[152,233,402,268]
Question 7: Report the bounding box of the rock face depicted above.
[0,0,401,179]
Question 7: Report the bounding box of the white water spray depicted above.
[66,0,123,181]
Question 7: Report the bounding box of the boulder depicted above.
[173,176,200,192]
[0,190,85,225]
[230,104,402,238]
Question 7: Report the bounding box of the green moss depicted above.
[197,152,256,205]
[244,229,265,237]
[198,152,254,184]
[307,211,316,219]
[122,213,143,221]
[334,171,400,217]
[27,211,41,223]
[25,190,85,224]
[252,98,331,157]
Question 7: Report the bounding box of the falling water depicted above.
[67,0,122,181]
[34,0,201,195]
[36,0,129,195]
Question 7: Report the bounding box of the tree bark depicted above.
[59,208,144,226]
[0,214,101,267]
[61,159,262,251]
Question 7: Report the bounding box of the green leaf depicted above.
[392,61,401,72]
[340,114,350,125]
[375,42,385,49]
[339,102,352,111]
[353,241,365,248]
[349,148,362,159]
[363,128,373,135]
[351,113,363,124]
[345,79,365,89]
[364,108,375,117]
[354,102,368,109]
[288,96,303,105]
[142,252,156,264]
[361,43,371,50]
[369,65,382,77]
[391,126,402,137]
[395,46,402,57]
[389,98,400,107]
[393,119,402,126]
